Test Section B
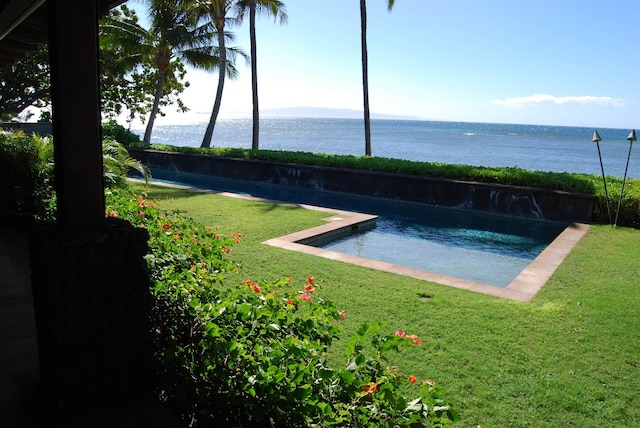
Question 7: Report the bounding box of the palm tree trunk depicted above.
[201,29,227,148]
[250,1,260,150]
[143,68,166,145]
[360,0,372,156]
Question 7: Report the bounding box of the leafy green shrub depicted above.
[593,176,640,228]
[149,144,594,194]
[0,129,150,223]
[0,129,55,222]
[102,120,146,149]
[105,189,456,427]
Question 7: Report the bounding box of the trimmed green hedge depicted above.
[149,144,640,228]
[150,144,594,193]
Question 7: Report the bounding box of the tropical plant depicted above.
[360,0,396,156]
[194,0,248,148]
[0,128,150,224]
[0,130,55,221]
[236,0,288,150]
[102,139,151,189]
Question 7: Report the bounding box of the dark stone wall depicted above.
[1,122,53,135]
[131,149,594,223]
[29,218,155,418]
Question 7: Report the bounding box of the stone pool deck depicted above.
[143,179,589,303]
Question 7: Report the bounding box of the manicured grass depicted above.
[135,183,640,427]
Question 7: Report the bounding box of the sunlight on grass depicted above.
[134,182,640,427]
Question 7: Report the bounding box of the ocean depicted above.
[133,118,639,178]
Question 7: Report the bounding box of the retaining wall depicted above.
[130,149,594,223]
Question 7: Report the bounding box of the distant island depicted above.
[259,106,426,121]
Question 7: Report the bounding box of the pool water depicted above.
[146,172,567,288]
[315,208,564,287]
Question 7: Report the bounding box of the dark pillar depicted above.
[47,0,104,230]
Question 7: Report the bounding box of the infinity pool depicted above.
[146,172,568,288]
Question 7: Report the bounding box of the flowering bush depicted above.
[105,189,456,427]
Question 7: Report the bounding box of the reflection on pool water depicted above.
[147,173,567,288]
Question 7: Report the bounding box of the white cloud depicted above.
[491,94,625,108]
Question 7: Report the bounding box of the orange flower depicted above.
[306,276,314,283]
[251,283,261,293]
[109,210,117,218]
[138,211,145,217]
[362,382,378,394]
[243,279,251,285]
[408,375,417,383]
[407,334,421,345]
[304,284,315,293]
[138,198,146,207]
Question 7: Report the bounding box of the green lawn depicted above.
[136,183,640,427]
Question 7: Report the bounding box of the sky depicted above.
[127,0,640,129]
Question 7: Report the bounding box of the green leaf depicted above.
[405,397,424,412]
[205,321,220,337]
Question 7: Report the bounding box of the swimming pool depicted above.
[310,203,565,287]
[145,172,568,289]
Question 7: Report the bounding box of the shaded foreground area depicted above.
[140,183,640,427]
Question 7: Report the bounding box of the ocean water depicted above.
[133,118,639,178]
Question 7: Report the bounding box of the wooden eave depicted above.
[0,0,126,66]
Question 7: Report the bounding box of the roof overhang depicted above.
[0,0,126,66]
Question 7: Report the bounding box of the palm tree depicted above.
[236,0,287,150]
[143,0,229,145]
[194,0,247,148]
[103,2,223,145]
[361,0,395,156]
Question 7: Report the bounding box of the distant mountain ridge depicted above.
[260,106,425,121]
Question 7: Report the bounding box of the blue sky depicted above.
[130,0,640,129]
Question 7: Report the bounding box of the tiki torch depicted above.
[613,129,636,228]
[592,130,612,226]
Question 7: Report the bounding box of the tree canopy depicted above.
[0,46,51,122]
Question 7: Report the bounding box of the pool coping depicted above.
[137,179,589,303]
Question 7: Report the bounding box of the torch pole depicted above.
[592,130,612,226]
[613,129,636,228]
